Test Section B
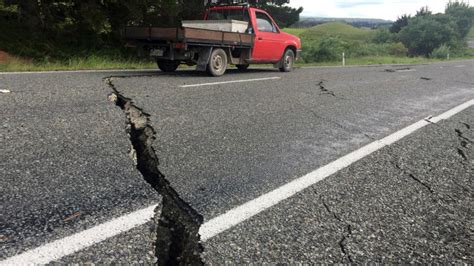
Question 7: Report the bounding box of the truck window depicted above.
[208,9,250,22]
[256,12,277,33]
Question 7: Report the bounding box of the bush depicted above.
[386,42,408,56]
[430,44,451,59]
[372,29,393,44]
[304,37,348,62]
[346,42,407,57]
[399,14,460,56]
[348,42,382,57]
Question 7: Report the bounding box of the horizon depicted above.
[299,15,393,22]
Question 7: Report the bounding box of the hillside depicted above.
[293,17,393,29]
[298,22,375,43]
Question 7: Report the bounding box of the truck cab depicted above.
[206,5,302,63]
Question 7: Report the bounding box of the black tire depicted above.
[236,64,250,71]
[207,48,228,77]
[279,49,295,72]
[157,60,180,72]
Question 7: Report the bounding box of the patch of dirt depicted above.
[0,50,30,63]
[0,50,13,62]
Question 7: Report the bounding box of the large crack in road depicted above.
[100,73,472,263]
[105,77,204,265]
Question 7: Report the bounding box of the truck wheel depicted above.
[207,48,227,77]
[157,60,180,72]
[279,49,295,72]
[236,64,249,71]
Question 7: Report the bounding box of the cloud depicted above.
[289,0,449,20]
[335,1,384,9]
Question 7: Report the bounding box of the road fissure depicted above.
[105,76,204,265]
[392,161,435,194]
[317,80,345,100]
[320,197,354,263]
[454,124,472,163]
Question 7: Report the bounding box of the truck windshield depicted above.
[208,9,250,22]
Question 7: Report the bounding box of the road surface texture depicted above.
[1,60,473,264]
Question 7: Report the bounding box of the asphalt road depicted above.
[1,61,473,263]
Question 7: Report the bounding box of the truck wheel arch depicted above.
[285,45,297,57]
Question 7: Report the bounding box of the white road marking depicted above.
[1,205,157,265]
[179,77,281,88]
[200,100,474,241]
[2,98,473,264]
[0,89,11,93]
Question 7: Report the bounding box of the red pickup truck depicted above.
[125,4,302,76]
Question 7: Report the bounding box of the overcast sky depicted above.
[288,0,450,20]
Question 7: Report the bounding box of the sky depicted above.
[287,0,451,20]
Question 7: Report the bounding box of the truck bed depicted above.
[125,26,253,47]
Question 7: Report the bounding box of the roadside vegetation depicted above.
[284,1,474,65]
[468,26,474,39]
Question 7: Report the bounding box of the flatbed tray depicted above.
[125,26,253,47]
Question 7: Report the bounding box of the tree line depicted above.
[0,0,302,59]
[386,1,474,57]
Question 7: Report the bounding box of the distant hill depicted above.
[296,22,375,44]
[292,17,393,29]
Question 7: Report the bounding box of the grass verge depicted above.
[0,54,156,72]
[1,54,474,73]
[296,55,474,67]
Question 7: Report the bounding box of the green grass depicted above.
[296,55,474,67]
[299,22,375,42]
[0,54,156,72]
[2,55,473,72]
[282,28,307,37]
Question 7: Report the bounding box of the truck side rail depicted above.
[125,26,253,48]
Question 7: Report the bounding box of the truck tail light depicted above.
[174,43,185,49]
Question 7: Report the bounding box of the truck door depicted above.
[251,11,285,61]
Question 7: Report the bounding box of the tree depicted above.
[249,0,302,27]
[445,0,474,38]
[399,14,459,56]
[389,14,411,33]
[415,6,432,17]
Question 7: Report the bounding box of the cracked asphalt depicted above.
[1,60,473,263]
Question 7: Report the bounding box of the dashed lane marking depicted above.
[179,77,281,88]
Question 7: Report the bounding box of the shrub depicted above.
[399,14,460,56]
[386,42,408,56]
[430,44,451,59]
[372,28,393,44]
[304,37,348,62]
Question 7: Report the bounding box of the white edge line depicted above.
[179,77,281,88]
[199,98,474,240]
[2,98,473,264]
[0,205,157,265]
